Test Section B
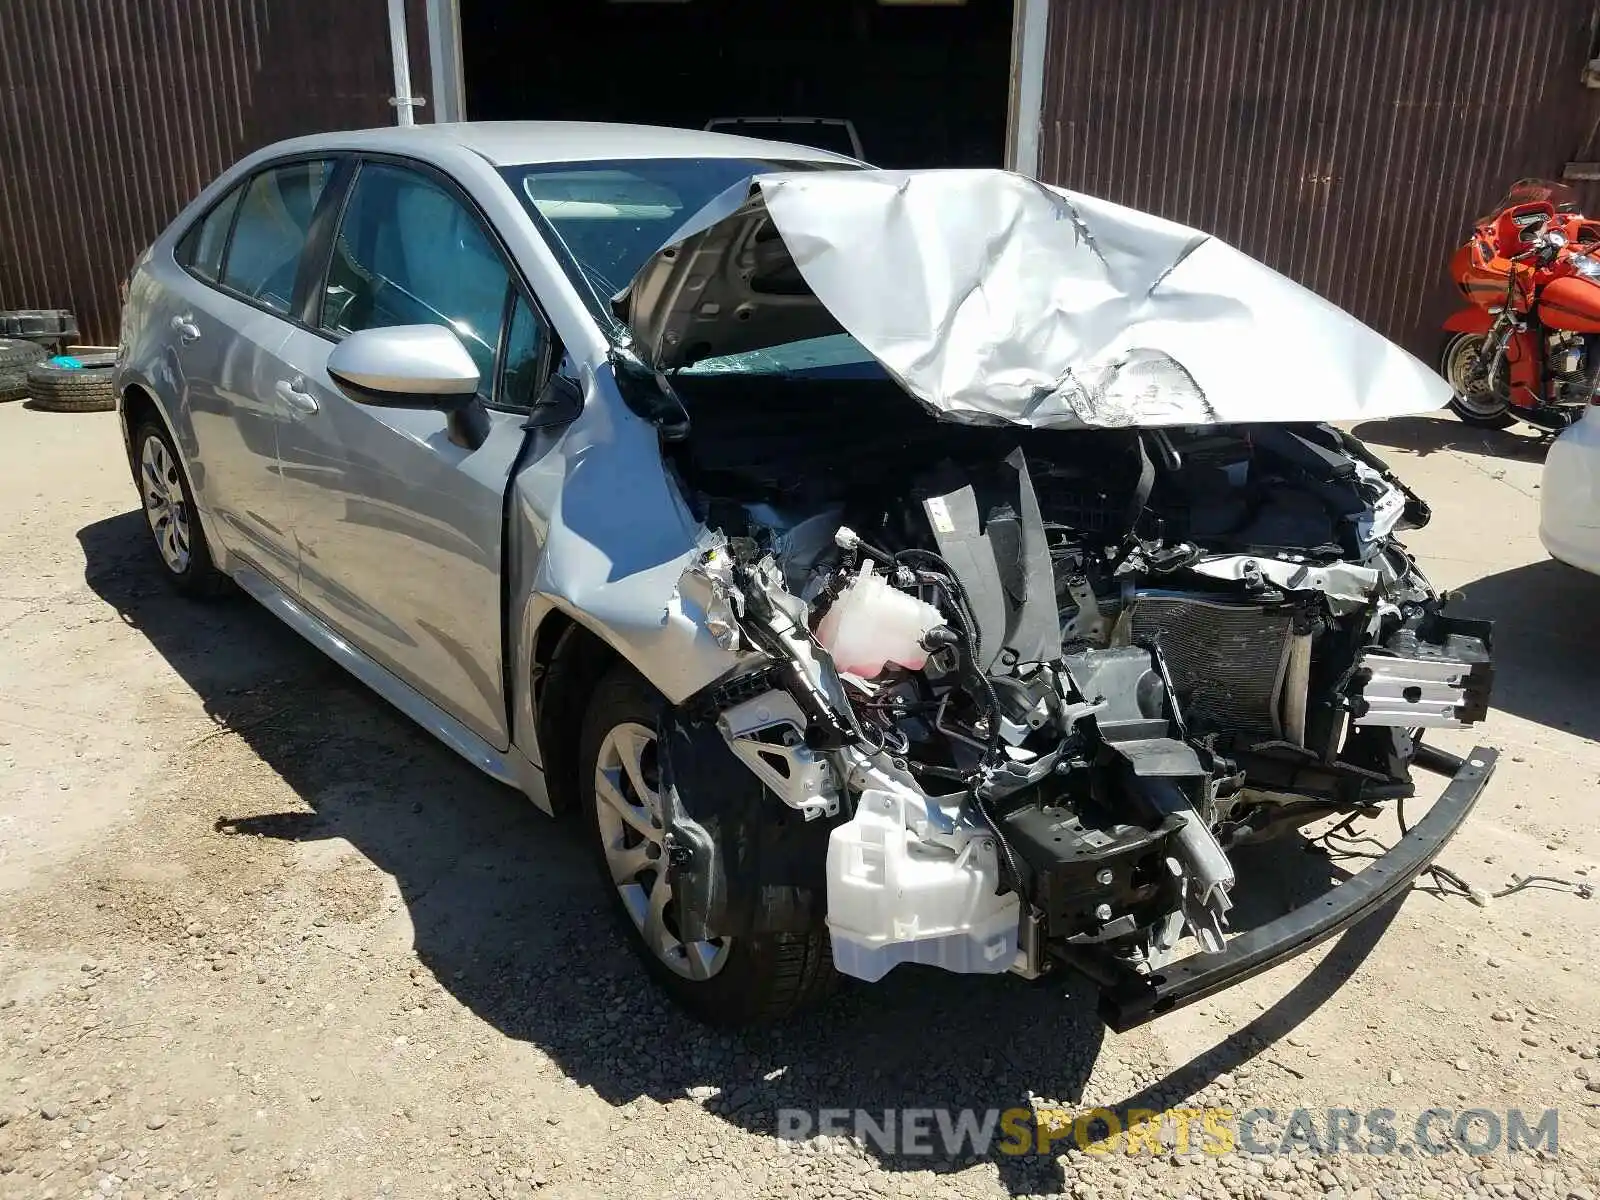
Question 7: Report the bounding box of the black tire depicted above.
[130,419,229,598]
[1440,331,1518,429]
[579,664,837,1027]
[25,352,117,413]
[0,366,29,403]
[0,337,47,371]
[0,309,79,343]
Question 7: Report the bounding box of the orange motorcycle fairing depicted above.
[1452,238,1535,311]
[1536,275,1600,333]
[1442,307,1494,334]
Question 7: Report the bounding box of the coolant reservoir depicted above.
[815,562,945,678]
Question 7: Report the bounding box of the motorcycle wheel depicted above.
[1440,332,1517,428]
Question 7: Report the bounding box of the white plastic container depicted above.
[815,562,944,678]
[825,788,1020,983]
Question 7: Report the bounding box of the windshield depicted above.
[1476,178,1580,224]
[502,157,841,328]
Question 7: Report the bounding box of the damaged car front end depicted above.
[530,168,1497,1027]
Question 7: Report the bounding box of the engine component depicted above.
[815,561,946,677]
[825,784,1019,982]
[717,689,839,819]
[1350,612,1492,729]
[666,405,1493,996]
[1061,643,1238,951]
[1130,595,1295,737]
[915,449,1060,671]
[1129,776,1235,953]
[1281,628,1313,746]
[997,801,1182,940]
[1351,655,1472,726]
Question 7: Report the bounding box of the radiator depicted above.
[1130,595,1295,736]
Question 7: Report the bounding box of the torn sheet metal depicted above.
[620,169,1451,429]
[510,360,752,708]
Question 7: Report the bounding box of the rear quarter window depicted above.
[176,186,243,282]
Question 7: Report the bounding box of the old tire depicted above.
[25,353,117,412]
[0,337,48,371]
[1440,332,1517,429]
[131,419,228,598]
[0,367,29,403]
[579,664,837,1027]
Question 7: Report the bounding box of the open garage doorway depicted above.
[459,0,1017,168]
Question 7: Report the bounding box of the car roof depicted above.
[255,121,862,169]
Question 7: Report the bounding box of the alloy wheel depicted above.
[1443,332,1512,419]
[139,434,191,574]
[593,721,731,981]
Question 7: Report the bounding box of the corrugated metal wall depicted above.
[0,0,430,344]
[1038,0,1600,355]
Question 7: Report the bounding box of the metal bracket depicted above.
[718,690,840,820]
[1350,652,1486,729]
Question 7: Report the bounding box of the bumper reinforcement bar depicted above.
[1096,743,1496,1032]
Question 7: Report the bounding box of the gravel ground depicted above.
[1,401,1598,1200]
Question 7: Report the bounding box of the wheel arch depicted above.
[120,380,232,574]
[529,608,621,815]
[118,381,167,473]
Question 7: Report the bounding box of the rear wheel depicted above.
[1441,331,1517,428]
[579,665,836,1026]
[132,420,228,598]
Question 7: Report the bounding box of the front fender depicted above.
[506,361,757,769]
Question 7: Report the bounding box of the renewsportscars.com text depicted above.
[776,1106,1560,1158]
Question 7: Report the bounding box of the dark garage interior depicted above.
[460,0,1015,168]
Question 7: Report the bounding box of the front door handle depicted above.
[170,314,201,344]
[274,377,320,415]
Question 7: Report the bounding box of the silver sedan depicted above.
[117,121,1493,1031]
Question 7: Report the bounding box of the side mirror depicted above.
[327,325,489,448]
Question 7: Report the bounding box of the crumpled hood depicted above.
[618,168,1450,429]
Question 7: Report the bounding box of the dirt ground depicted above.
[1,399,1598,1200]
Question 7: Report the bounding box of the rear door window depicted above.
[219,160,334,314]
[177,185,243,282]
[319,161,513,399]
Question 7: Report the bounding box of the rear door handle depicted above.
[275,377,320,415]
[170,313,200,344]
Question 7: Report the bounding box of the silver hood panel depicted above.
[619,169,1450,429]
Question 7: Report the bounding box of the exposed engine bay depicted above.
[656,371,1493,994]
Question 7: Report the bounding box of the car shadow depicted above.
[1446,556,1600,742]
[80,508,1389,1193]
[1348,414,1552,462]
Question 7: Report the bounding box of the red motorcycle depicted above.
[1441,179,1600,431]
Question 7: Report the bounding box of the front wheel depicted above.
[1440,331,1517,429]
[579,665,837,1026]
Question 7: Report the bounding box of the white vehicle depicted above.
[1540,410,1600,574]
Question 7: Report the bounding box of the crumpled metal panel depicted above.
[627,169,1451,429]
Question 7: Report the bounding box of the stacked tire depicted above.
[24,352,118,412]
[0,338,48,403]
[1,308,80,355]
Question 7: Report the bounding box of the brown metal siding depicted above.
[0,0,425,344]
[1038,0,1600,355]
